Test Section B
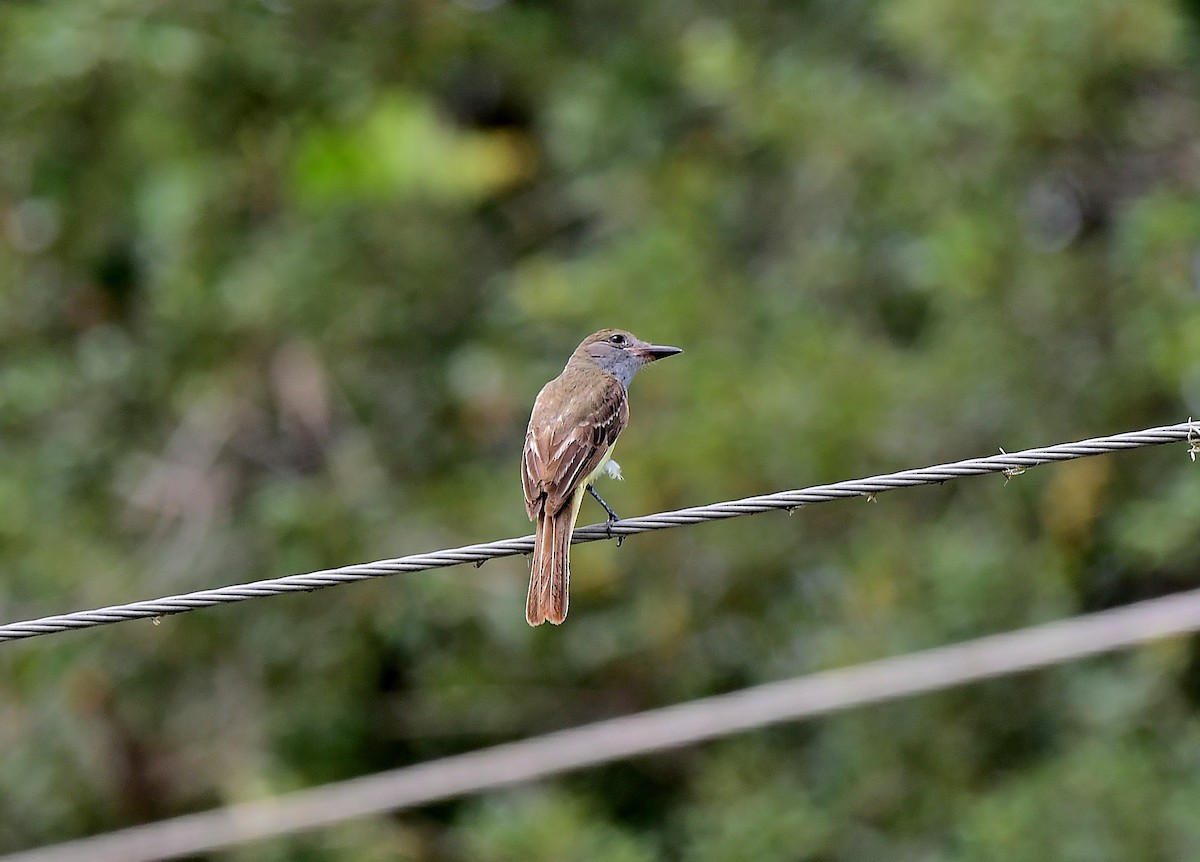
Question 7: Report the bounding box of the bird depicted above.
[521,328,683,626]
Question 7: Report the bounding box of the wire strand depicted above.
[0,421,1194,643]
[7,585,1200,862]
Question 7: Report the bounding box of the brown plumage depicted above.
[521,328,682,625]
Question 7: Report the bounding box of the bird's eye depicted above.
[609,333,627,345]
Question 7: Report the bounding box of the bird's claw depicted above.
[604,515,625,547]
[588,484,623,546]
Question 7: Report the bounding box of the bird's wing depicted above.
[522,374,628,519]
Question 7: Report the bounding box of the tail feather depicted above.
[527,507,573,625]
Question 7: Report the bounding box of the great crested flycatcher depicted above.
[521,328,683,626]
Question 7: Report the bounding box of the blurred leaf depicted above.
[292,92,534,205]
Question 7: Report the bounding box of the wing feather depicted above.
[522,373,628,519]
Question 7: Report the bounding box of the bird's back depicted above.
[522,363,628,519]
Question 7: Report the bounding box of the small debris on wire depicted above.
[866,492,878,503]
[1188,419,1200,463]
[998,447,1026,484]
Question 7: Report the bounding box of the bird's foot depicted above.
[606,515,625,547]
[587,484,624,546]
[588,484,620,522]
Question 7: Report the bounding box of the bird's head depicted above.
[576,329,683,387]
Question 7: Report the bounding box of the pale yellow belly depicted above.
[568,443,616,527]
[588,443,615,485]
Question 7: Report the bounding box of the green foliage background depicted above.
[3,0,1200,858]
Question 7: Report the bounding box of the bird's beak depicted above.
[633,343,684,361]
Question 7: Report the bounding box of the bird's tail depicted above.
[527,505,575,626]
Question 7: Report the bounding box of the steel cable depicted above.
[0,421,1194,643]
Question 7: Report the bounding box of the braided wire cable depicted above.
[1,421,1194,644]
